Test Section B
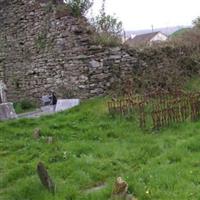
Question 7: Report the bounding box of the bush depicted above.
[14,100,37,114]
[90,0,123,46]
[93,13,123,37]
[92,32,122,47]
[65,0,93,17]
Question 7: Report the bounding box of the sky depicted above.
[89,0,200,31]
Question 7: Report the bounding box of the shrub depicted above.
[90,0,123,46]
[14,100,36,114]
[65,0,93,17]
[92,32,121,47]
[93,13,123,37]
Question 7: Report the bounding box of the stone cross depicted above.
[0,81,7,103]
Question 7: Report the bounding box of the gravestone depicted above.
[37,162,55,194]
[46,136,54,144]
[112,177,128,199]
[111,177,137,200]
[55,99,80,112]
[0,81,17,120]
[33,128,41,139]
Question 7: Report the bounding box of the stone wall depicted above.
[0,0,141,103]
[1,0,198,104]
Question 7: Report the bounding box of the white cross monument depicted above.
[0,80,7,103]
[0,81,17,120]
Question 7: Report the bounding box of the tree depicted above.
[91,0,123,46]
[93,0,122,36]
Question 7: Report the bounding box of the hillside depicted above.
[1,98,200,200]
[170,28,192,39]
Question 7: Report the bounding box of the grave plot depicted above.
[108,89,200,130]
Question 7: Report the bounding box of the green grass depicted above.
[1,98,200,200]
[13,100,37,114]
[185,76,200,92]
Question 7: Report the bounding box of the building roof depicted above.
[125,31,165,47]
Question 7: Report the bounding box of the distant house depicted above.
[125,31,168,47]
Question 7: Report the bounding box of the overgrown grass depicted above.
[185,76,200,92]
[1,98,200,200]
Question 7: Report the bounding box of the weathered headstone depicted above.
[0,102,17,120]
[46,136,53,144]
[0,81,17,120]
[37,162,55,194]
[33,128,41,139]
[55,99,80,112]
[112,177,128,199]
[112,177,137,200]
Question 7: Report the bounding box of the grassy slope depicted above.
[170,28,191,39]
[1,98,200,200]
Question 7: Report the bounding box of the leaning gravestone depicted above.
[37,162,55,194]
[0,81,17,120]
[55,99,80,112]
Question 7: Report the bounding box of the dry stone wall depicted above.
[1,0,197,104]
[0,0,141,103]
